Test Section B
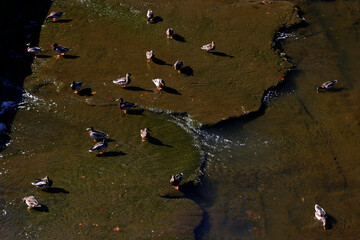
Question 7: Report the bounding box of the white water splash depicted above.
[18,91,58,112]
[144,106,248,173]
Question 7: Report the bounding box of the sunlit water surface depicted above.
[1,0,360,239]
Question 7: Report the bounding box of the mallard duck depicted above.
[166,28,174,39]
[140,128,150,141]
[51,43,71,59]
[174,60,184,73]
[31,176,53,191]
[152,78,165,90]
[201,41,215,52]
[70,81,84,94]
[86,126,108,141]
[116,97,136,113]
[45,12,65,22]
[113,73,131,88]
[147,9,154,22]
[89,139,108,154]
[316,80,337,92]
[23,196,41,209]
[170,173,183,190]
[146,50,155,62]
[26,43,42,58]
[314,204,327,230]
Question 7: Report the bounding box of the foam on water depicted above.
[18,91,58,113]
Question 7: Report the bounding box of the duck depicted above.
[140,128,150,141]
[23,196,41,209]
[70,81,84,94]
[146,50,155,62]
[314,204,328,230]
[89,139,108,154]
[170,173,183,190]
[26,43,42,58]
[113,73,131,88]
[86,126,108,141]
[147,9,154,22]
[316,80,337,92]
[152,78,165,90]
[51,43,71,59]
[174,60,184,73]
[45,12,65,22]
[116,97,136,113]
[201,41,215,52]
[31,176,53,191]
[166,28,174,39]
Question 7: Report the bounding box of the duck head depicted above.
[116,98,124,103]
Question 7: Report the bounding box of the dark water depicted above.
[1,0,360,239]
[197,1,360,239]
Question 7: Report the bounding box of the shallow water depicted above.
[1,0,360,239]
[199,0,360,239]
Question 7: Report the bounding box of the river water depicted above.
[197,1,360,239]
[1,0,360,239]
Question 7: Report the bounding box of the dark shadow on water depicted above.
[78,88,94,96]
[153,57,171,66]
[124,86,153,92]
[325,214,336,230]
[163,86,181,95]
[317,87,345,93]
[47,187,70,194]
[147,136,173,147]
[62,55,80,59]
[181,66,194,76]
[35,54,51,59]
[33,205,49,212]
[96,151,126,157]
[210,51,234,58]
[52,19,72,23]
[172,34,186,42]
[149,16,163,24]
[125,109,144,115]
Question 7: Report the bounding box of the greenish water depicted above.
[1,0,360,239]
[199,0,360,239]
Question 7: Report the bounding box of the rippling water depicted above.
[1,0,360,239]
[196,1,360,239]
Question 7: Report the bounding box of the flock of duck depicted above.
[24,8,335,230]
[22,9,194,213]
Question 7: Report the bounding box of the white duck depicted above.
[23,196,41,209]
[152,78,165,90]
[314,204,328,230]
[201,41,215,52]
[140,128,150,141]
[113,73,131,88]
[147,9,154,22]
[146,50,155,62]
